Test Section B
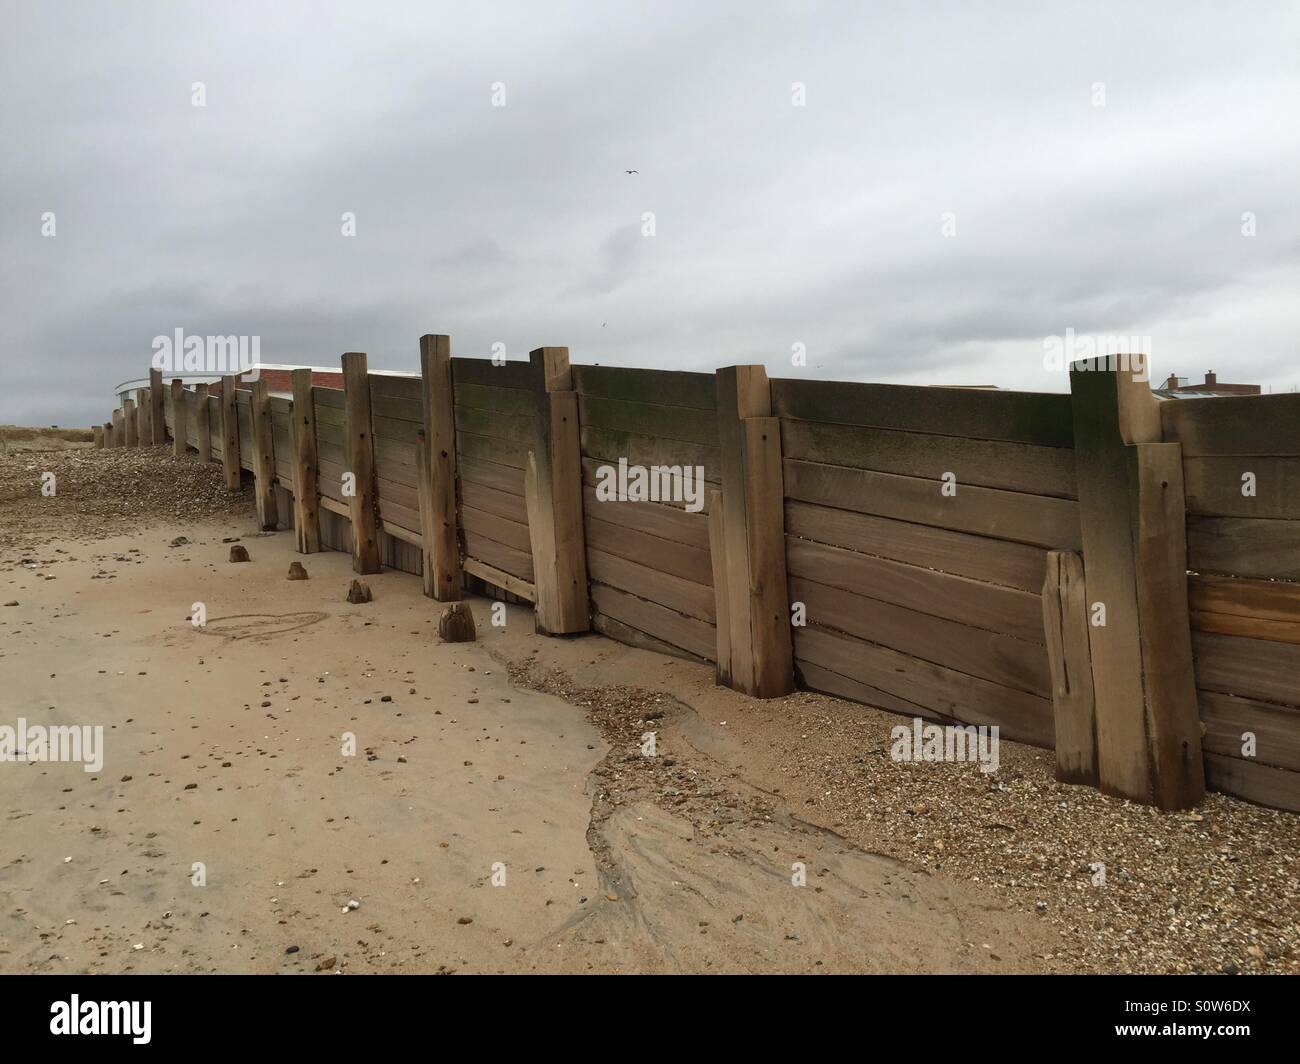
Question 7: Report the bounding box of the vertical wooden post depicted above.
[134,389,150,447]
[122,397,138,447]
[707,489,731,681]
[523,346,589,634]
[170,380,187,457]
[1070,358,1204,809]
[149,368,166,445]
[714,366,793,697]
[193,383,211,462]
[103,420,114,448]
[290,368,321,553]
[342,351,381,573]
[1042,550,1098,785]
[112,408,125,448]
[219,376,241,490]
[418,335,461,600]
[93,424,104,449]
[249,378,279,530]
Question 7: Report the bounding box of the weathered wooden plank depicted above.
[523,348,590,635]
[455,405,537,446]
[372,413,422,444]
[291,369,320,552]
[794,657,940,720]
[580,394,717,446]
[463,530,534,582]
[1192,631,1300,708]
[772,378,1075,448]
[342,352,380,573]
[591,611,707,665]
[170,379,187,457]
[451,357,535,391]
[236,401,254,470]
[793,626,1054,747]
[781,418,1077,499]
[785,500,1046,593]
[1186,516,1300,579]
[585,514,713,587]
[370,393,424,425]
[313,386,345,409]
[790,575,1050,695]
[590,583,716,661]
[1041,550,1098,784]
[453,381,539,417]
[460,455,525,496]
[376,497,422,535]
[786,536,1044,642]
[249,378,278,529]
[149,367,166,445]
[588,548,715,623]
[581,457,714,514]
[572,365,716,410]
[1189,574,1300,645]
[1183,456,1300,519]
[1199,690,1300,772]
[122,397,138,448]
[458,431,527,470]
[463,557,535,602]
[1161,392,1300,456]
[784,458,1082,550]
[582,486,710,549]
[368,373,421,401]
[580,425,721,482]
[1203,753,1300,813]
[462,504,531,553]
[462,479,528,524]
[707,489,730,677]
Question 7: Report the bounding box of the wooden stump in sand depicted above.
[438,602,476,643]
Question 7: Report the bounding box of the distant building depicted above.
[1153,370,1260,399]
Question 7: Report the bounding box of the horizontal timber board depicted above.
[581,458,714,514]
[1199,690,1300,772]
[312,387,344,409]
[1161,393,1300,456]
[572,365,716,410]
[789,576,1050,696]
[793,626,1053,746]
[453,381,539,417]
[377,498,421,534]
[455,405,538,446]
[370,393,423,425]
[1203,753,1300,812]
[784,458,1081,550]
[451,358,534,390]
[1190,574,1300,623]
[590,583,716,661]
[785,500,1047,592]
[794,658,943,720]
[461,479,529,525]
[781,418,1076,498]
[462,504,532,553]
[459,455,525,496]
[368,374,421,401]
[372,413,422,444]
[771,378,1074,448]
[376,475,419,512]
[582,487,709,549]
[1186,517,1300,580]
[585,514,713,587]
[578,395,717,446]
[786,536,1045,643]
[463,530,534,582]
[591,612,708,665]
[1183,456,1300,518]
[1192,631,1300,707]
[580,425,720,481]
[587,548,715,623]
[458,431,527,470]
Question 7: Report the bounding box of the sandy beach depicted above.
[1,448,1296,975]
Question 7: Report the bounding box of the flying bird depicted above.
[625,169,638,174]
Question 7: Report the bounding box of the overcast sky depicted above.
[3,0,1297,426]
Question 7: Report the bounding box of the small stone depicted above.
[457,916,473,925]
[3,601,18,607]
[170,536,189,547]
[285,945,300,954]
[346,579,372,604]
[287,562,308,580]
[347,899,360,910]
[316,955,336,971]
[229,545,250,563]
